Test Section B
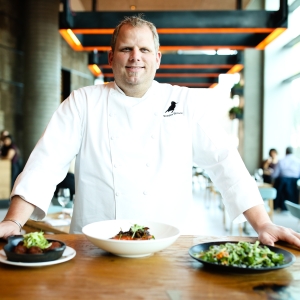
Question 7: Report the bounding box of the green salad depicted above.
[194,241,285,268]
[23,232,52,249]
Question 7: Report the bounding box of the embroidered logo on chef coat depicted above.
[164,101,183,117]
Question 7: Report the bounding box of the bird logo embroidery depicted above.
[165,101,177,113]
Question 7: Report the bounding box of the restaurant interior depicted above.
[1,0,300,298]
[1,0,300,233]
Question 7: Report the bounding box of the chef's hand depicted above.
[0,195,35,239]
[244,204,300,248]
[0,221,20,239]
[257,222,300,248]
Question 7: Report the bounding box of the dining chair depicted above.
[258,187,277,220]
[284,200,300,231]
[297,179,300,204]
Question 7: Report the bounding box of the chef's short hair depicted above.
[110,14,160,53]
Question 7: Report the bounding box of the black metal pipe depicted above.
[92,0,97,12]
[236,0,242,10]
[276,0,288,26]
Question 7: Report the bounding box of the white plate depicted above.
[82,219,180,258]
[0,246,76,267]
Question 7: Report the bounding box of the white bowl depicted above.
[82,220,180,258]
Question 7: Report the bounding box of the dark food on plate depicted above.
[194,241,285,268]
[111,224,155,240]
[13,232,62,254]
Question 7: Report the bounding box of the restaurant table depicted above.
[24,212,70,234]
[0,235,299,299]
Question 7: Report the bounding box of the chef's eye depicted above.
[121,48,131,52]
[141,48,150,53]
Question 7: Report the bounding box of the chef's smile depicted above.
[125,66,145,72]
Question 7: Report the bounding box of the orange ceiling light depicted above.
[72,29,114,34]
[60,28,284,51]
[227,64,244,74]
[83,46,244,51]
[91,64,235,70]
[255,28,286,49]
[88,64,102,76]
[159,64,234,69]
[59,29,83,51]
[159,46,249,51]
[155,73,220,78]
[68,28,275,35]
[157,28,275,34]
[209,83,218,88]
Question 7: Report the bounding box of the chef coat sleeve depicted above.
[10,89,84,220]
[191,89,264,223]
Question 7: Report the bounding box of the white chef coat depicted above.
[11,81,263,233]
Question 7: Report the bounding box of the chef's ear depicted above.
[156,51,162,70]
[108,51,113,66]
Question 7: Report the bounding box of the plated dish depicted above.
[189,241,296,271]
[4,234,66,263]
[0,246,76,267]
[82,219,180,258]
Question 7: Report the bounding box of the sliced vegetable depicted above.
[23,232,52,249]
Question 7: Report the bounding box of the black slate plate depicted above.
[4,235,66,263]
[189,241,296,272]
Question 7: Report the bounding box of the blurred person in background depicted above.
[262,148,278,184]
[272,146,300,210]
[0,135,21,188]
[272,147,300,179]
[0,129,10,153]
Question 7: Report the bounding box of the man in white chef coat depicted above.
[1,15,300,248]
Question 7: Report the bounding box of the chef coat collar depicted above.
[113,81,156,102]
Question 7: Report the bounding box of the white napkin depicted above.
[44,219,71,226]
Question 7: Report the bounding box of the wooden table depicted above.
[257,182,273,188]
[0,235,299,299]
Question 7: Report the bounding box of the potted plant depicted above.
[230,82,244,97]
[229,106,243,120]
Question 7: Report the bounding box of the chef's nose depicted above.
[130,48,141,61]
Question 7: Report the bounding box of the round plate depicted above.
[189,241,296,271]
[0,246,76,267]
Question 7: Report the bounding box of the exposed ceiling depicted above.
[60,0,288,87]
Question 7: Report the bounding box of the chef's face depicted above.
[108,24,161,97]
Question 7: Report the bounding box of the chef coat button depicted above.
[143,191,148,195]
[114,164,117,168]
[110,136,114,140]
[151,135,155,139]
[146,163,150,167]
[154,112,158,116]
[109,113,113,117]
[116,192,120,196]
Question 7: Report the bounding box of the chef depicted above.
[1,15,300,248]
